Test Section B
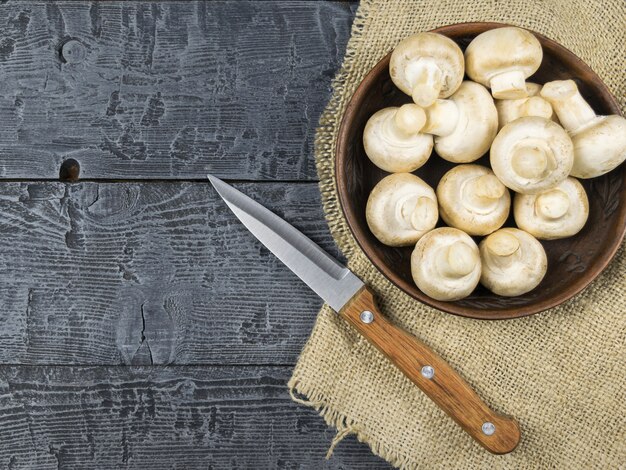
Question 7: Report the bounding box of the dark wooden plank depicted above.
[0,1,354,180]
[0,181,343,365]
[0,365,391,469]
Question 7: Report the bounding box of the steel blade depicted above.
[208,175,363,311]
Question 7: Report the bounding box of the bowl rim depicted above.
[335,21,626,320]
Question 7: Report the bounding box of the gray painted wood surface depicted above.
[0,1,355,180]
[0,182,342,366]
[0,1,395,468]
[0,366,388,469]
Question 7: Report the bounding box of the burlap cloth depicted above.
[287,1,626,468]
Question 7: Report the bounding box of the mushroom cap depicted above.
[490,116,574,194]
[465,27,543,99]
[495,82,555,130]
[479,228,547,296]
[411,227,481,301]
[570,114,626,178]
[366,173,439,247]
[363,106,433,172]
[390,32,464,106]
[434,81,499,163]
[437,164,511,236]
[514,177,589,239]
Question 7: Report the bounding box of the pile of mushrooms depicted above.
[364,26,626,302]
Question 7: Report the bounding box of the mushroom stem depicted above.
[464,174,506,210]
[484,231,521,269]
[390,104,427,138]
[486,231,521,257]
[439,241,477,278]
[519,96,553,121]
[396,194,437,231]
[421,99,459,136]
[534,189,570,219]
[489,70,529,99]
[511,146,548,179]
[410,196,438,231]
[540,80,597,132]
[405,58,444,107]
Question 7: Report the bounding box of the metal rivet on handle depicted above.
[421,365,435,379]
[360,310,374,323]
[482,422,496,436]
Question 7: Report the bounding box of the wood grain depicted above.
[0,1,354,180]
[0,1,368,466]
[0,365,391,469]
[0,181,342,366]
[340,287,521,454]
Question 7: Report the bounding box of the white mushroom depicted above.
[490,116,574,194]
[366,173,438,247]
[540,79,626,178]
[495,82,555,130]
[465,26,543,99]
[390,32,464,107]
[411,227,481,301]
[514,177,589,240]
[363,104,434,172]
[420,81,498,163]
[479,228,547,296]
[437,164,511,236]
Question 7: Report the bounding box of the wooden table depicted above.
[0,1,394,468]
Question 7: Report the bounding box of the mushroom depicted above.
[490,116,574,194]
[495,82,555,130]
[514,177,589,240]
[411,227,481,301]
[366,173,438,247]
[437,164,511,236]
[540,79,626,178]
[363,104,434,172]
[390,32,464,107]
[479,228,547,296]
[420,81,499,163]
[465,26,543,99]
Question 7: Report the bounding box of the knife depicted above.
[208,175,520,454]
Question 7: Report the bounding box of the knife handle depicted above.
[339,286,520,454]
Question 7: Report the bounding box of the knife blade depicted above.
[208,175,520,454]
[208,174,363,311]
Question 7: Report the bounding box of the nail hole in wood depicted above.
[59,159,80,181]
[58,38,86,64]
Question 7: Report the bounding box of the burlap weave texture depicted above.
[288,1,626,468]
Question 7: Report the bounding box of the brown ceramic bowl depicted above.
[336,22,626,320]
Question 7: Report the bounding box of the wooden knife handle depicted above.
[339,287,520,454]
